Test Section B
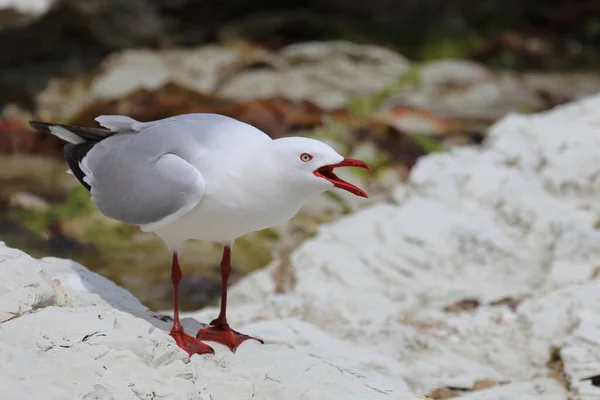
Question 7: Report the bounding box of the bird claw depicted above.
[170,328,214,356]
[196,324,264,353]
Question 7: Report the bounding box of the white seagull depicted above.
[30,114,371,356]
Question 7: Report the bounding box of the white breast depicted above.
[153,188,305,247]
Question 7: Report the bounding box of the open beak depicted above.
[314,158,371,198]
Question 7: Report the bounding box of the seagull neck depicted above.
[250,141,314,204]
[251,142,289,186]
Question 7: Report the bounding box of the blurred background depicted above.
[1,0,599,312]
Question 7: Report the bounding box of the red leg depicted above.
[169,252,214,356]
[196,245,264,352]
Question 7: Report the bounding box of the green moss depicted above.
[82,222,137,249]
[348,66,422,117]
[349,166,373,181]
[497,52,520,69]
[347,151,388,179]
[229,234,273,273]
[8,186,97,236]
[397,65,422,87]
[254,227,280,242]
[419,35,485,61]
[10,209,53,236]
[58,115,76,125]
[347,91,387,117]
[410,133,445,153]
[54,186,96,218]
[586,18,600,39]
[347,96,379,117]
[323,191,352,215]
[372,150,391,170]
[307,120,352,150]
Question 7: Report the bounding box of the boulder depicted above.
[0,243,414,399]
[382,59,600,122]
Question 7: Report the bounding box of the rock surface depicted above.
[5,93,600,398]
[382,59,600,122]
[0,243,414,400]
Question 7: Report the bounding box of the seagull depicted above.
[29,114,371,356]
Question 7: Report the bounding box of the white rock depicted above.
[280,40,406,64]
[0,243,415,400]
[419,59,491,89]
[0,249,55,323]
[219,41,411,109]
[390,73,543,120]
[522,72,600,104]
[385,60,600,122]
[90,46,240,100]
[9,191,50,211]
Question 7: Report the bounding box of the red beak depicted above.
[313,158,372,198]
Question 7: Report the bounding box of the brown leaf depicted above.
[472,379,500,391]
[443,298,480,313]
[547,346,571,390]
[352,122,426,168]
[378,106,457,136]
[427,387,461,399]
[489,296,525,311]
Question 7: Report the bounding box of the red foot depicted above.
[196,324,264,353]
[170,329,214,356]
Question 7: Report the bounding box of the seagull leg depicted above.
[168,252,215,356]
[196,245,264,352]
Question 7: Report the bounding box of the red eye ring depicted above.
[300,153,313,162]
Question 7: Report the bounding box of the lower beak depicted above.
[314,158,372,198]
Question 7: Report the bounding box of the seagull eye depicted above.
[300,153,313,162]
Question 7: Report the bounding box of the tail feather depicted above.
[49,126,85,144]
[29,121,113,143]
[29,120,115,193]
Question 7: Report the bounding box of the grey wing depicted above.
[82,138,205,232]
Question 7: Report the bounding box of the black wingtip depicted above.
[29,120,113,142]
[64,142,94,192]
[63,142,74,158]
[28,120,53,133]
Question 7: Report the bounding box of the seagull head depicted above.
[271,137,371,198]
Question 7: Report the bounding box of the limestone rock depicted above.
[383,59,600,122]
[220,41,411,109]
[0,243,415,400]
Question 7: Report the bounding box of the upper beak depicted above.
[313,157,372,198]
